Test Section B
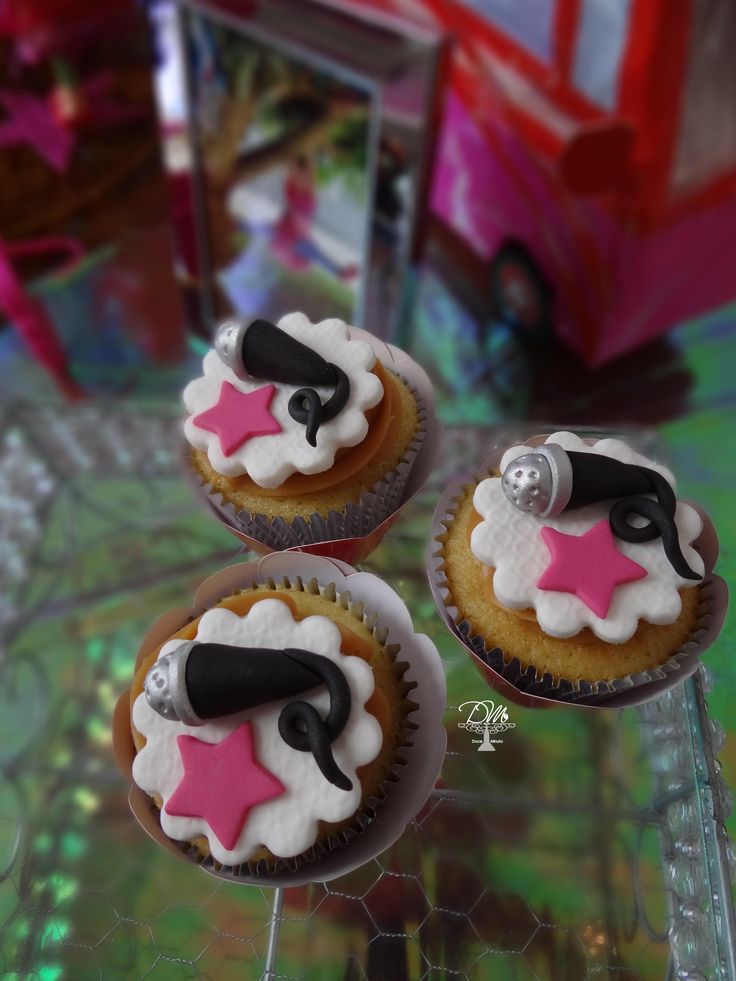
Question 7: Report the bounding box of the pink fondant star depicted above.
[537,519,647,619]
[193,381,281,456]
[165,722,285,851]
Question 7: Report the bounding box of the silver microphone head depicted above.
[501,443,573,517]
[213,319,251,380]
[143,641,203,726]
[502,452,553,514]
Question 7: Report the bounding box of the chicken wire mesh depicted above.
[0,403,733,980]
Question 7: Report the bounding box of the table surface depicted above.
[0,236,734,980]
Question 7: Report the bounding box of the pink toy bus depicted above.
[351,0,736,364]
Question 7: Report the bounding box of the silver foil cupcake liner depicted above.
[429,443,725,708]
[196,375,427,550]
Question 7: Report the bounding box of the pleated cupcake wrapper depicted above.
[450,577,718,705]
[120,569,418,881]
[429,457,726,708]
[195,375,427,550]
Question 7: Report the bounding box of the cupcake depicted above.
[183,313,425,549]
[434,431,711,700]
[129,575,416,873]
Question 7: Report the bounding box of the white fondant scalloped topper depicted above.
[132,598,383,866]
[183,313,384,489]
[470,432,704,644]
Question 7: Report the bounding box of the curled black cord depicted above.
[609,466,701,581]
[288,364,350,446]
[277,650,353,791]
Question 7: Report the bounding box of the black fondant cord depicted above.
[288,364,350,446]
[277,649,353,791]
[278,701,353,791]
[608,466,701,581]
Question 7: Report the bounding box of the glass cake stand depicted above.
[0,401,733,980]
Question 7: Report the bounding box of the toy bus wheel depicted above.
[489,243,552,339]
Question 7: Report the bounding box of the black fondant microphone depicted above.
[144,642,353,791]
[214,319,350,446]
[501,444,701,580]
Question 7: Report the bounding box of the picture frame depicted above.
[157,0,444,340]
